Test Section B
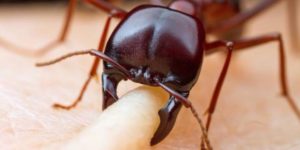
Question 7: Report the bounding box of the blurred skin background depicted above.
[0,0,300,150]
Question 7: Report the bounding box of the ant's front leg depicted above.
[51,1,127,110]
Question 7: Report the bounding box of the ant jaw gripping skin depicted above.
[36,48,212,149]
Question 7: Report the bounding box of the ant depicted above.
[34,0,300,149]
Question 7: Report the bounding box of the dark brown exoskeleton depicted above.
[36,0,300,149]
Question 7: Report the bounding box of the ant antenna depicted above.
[156,81,212,150]
[36,49,132,78]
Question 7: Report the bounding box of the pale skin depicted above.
[1,1,300,150]
[63,86,170,150]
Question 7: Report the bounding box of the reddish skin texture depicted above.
[102,6,205,144]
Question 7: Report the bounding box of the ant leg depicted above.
[54,0,127,109]
[39,0,127,55]
[35,0,77,56]
[198,41,234,150]
[287,0,300,50]
[39,50,128,110]
[58,0,77,42]
[233,33,300,118]
[1,0,127,56]
[207,0,280,34]
[203,40,234,130]
[102,71,124,110]
[51,7,125,109]
[40,50,129,110]
[53,75,92,109]
[0,0,77,56]
[85,0,127,18]
[201,33,300,149]
[52,0,127,109]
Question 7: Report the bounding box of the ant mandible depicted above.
[35,0,300,149]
